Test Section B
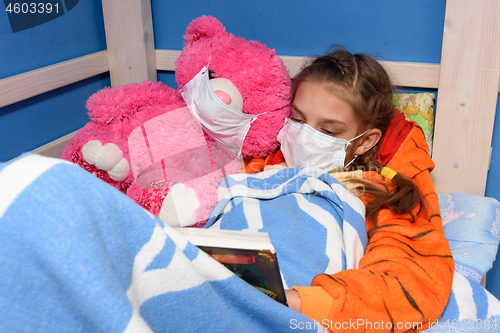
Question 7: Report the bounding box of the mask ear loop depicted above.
[349,129,371,143]
[344,129,370,170]
[248,111,271,124]
[344,154,358,170]
[200,56,212,75]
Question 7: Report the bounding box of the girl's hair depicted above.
[292,46,426,223]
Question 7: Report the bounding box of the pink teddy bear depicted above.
[62,16,291,227]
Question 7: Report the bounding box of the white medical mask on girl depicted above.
[277,118,369,171]
[180,66,257,156]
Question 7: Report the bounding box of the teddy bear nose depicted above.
[214,90,232,105]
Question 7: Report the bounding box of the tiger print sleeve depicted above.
[292,126,454,332]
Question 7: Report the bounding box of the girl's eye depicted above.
[208,70,215,79]
[322,129,337,137]
[290,117,305,123]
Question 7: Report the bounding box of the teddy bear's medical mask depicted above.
[180,67,257,156]
[277,118,368,172]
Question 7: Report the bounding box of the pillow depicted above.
[438,192,500,284]
[393,93,435,155]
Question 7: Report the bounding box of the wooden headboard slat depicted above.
[155,49,440,89]
[0,51,109,109]
[101,0,157,87]
[432,0,500,195]
[155,49,181,71]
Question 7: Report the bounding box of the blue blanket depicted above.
[0,154,325,333]
[204,167,367,289]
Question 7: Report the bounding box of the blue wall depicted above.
[153,0,446,88]
[1,0,499,297]
[0,0,109,161]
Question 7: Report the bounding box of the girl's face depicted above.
[291,80,360,140]
[291,81,381,166]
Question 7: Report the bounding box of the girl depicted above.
[267,47,454,332]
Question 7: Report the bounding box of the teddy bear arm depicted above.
[62,124,132,189]
[81,140,130,182]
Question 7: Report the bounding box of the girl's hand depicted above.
[285,289,302,312]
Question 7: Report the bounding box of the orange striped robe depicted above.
[292,125,454,332]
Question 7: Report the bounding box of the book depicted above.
[175,228,287,305]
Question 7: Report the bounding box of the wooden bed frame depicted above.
[0,0,499,197]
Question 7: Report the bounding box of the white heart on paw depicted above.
[159,183,200,228]
[82,140,103,165]
[95,143,124,171]
[108,158,130,182]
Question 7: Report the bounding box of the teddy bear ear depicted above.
[184,15,226,45]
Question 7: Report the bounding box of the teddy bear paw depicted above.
[159,183,200,228]
[81,140,130,182]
